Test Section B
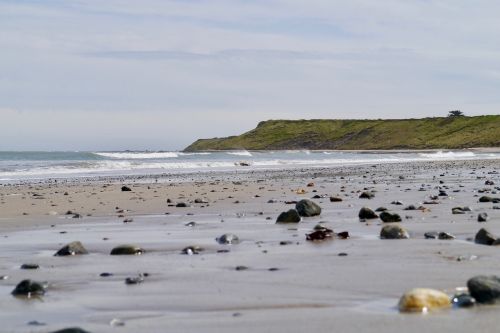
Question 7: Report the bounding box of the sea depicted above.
[0,150,499,182]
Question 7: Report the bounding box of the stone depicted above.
[176,202,188,207]
[330,196,343,202]
[479,196,493,203]
[121,186,132,192]
[375,207,388,212]
[194,198,208,204]
[216,233,239,245]
[467,275,500,304]
[478,213,488,222]
[125,276,144,285]
[306,229,334,241]
[379,211,402,223]
[276,209,301,223]
[110,245,144,255]
[438,232,455,240]
[358,207,378,220]
[380,224,409,239]
[404,205,417,210]
[359,191,375,199]
[452,293,476,308]
[49,328,91,333]
[452,207,466,214]
[54,241,89,256]
[398,288,451,312]
[295,199,321,217]
[20,263,39,270]
[11,279,46,298]
[181,246,204,255]
[424,231,439,239]
[475,228,498,246]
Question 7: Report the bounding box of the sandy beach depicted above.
[1,159,500,332]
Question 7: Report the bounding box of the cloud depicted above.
[0,0,499,150]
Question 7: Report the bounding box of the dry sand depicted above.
[0,159,500,332]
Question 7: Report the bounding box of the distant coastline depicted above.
[184,115,500,151]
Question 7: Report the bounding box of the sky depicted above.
[1,0,500,151]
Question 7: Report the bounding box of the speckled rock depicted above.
[380,224,409,239]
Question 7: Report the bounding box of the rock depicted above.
[359,191,375,199]
[438,232,455,240]
[216,233,239,245]
[110,245,144,255]
[330,196,343,202]
[452,293,476,308]
[452,207,466,214]
[398,288,451,312]
[11,279,46,297]
[478,213,488,222]
[20,263,39,270]
[467,275,500,304]
[276,209,301,223]
[176,202,188,207]
[485,180,495,185]
[391,200,404,205]
[121,186,132,192]
[181,246,204,255]
[295,199,321,217]
[404,205,417,210]
[380,224,409,239]
[125,275,144,285]
[306,228,334,241]
[475,228,498,245]
[358,207,378,220]
[379,211,402,223]
[375,207,388,212]
[194,198,208,204]
[424,231,439,239]
[54,241,89,256]
[49,328,92,333]
[479,196,493,202]
[336,231,350,239]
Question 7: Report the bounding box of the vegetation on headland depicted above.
[184,115,500,151]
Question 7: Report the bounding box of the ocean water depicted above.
[0,150,498,182]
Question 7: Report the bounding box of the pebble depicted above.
[216,233,240,245]
[398,288,451,312]
[110,245,144,255]
[380,224,409,239]
[54,241,89,256]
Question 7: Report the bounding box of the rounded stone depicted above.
[358,207,378,220]
[110,245,144,255]
[276,209,301,223]
[54,241,89,256]
[295,199,321,217]
[380,224,409,239]
[216,233,240,245]
[11,279,46,298]
[379,211,402,223]
[398,288,451,312]
[467,275,500,304]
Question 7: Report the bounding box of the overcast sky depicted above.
[1,0,499,151]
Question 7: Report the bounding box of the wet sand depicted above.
[0,159,500,332]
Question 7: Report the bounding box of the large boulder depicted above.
[398,288,451,312]
[276,209,301,223]
[54,241,88,256]
[295,199,321,217]
[467,276,500,304]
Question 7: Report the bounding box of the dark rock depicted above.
[11,279,46,297]
[49,328,91,333]
[475,228,498,245]
[110,245,144,255]
[359,191,375,199]
[467,275,500,304]
[54,241,89,256]
[329,196,343,202]
[478,213,489,222]
[379,211,402,223]
[438,190,448,197]
[276,209,301,223]
[404,205,417,210]
[235,266,248,271]
[181,246,204,255]
[99,272,113,277]
[375,207,388,212]
[424,231,439,239]
[452,293,476,308]
[194,198,208,204]
[438,232,455,240]
[336,231,350,239]
[125,276,144,285]
[121,186,132,192]
[185,221,197,227]
[176,202,188,207]
[295,199,321,217]
[479,196,494,202]
[391,200,404,205]
[485,180,495,185]
[452,207,466,214]
[306,229,333,241]
[380,224,409,239]
[216,233,239,245]
[358,207,378,220]
[20,264,39,270]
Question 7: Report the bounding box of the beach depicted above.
[0,158,500,332]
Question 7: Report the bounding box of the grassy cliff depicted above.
[184,116,500,151]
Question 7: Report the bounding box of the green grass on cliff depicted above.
[184,116,500,151]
